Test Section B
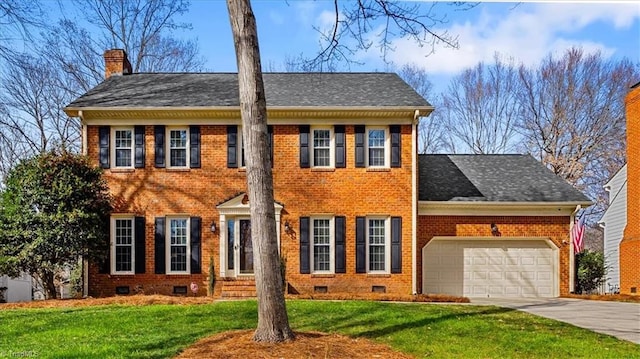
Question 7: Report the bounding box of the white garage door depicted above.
[422,238,558,298]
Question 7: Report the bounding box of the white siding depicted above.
[1,273,33,303]
[600,165,627,292]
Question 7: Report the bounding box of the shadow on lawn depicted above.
[297,303,515,339]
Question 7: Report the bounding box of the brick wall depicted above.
[621,85,640,295]
[86,124,414,297]
[417,215,572,295]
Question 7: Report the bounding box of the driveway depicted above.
[472,297,640,344]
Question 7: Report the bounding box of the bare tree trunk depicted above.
[40,270,57,299]
[226,0,294,343]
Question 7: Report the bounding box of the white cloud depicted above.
[361,3,639,75]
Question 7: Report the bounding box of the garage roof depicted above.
[419,154,591,203]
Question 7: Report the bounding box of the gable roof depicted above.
[65,72,432,110]
[419,154,591,203]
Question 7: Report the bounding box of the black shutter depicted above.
[300,217,310,274]
[391,217,402,273]
[99,236,110,274]
[355,125,365,168]
[154,217,166,274]
[227,125,238,168]
[154,125,165,168]
[134,126,145,168]
[98,126,110,169]
[299,125,310,168]
[390,125,401,168]
[268,125,274,167]
[135,217,146,274]
[355,216,366,273]
[190,125,201,168]
[335,125,346,168]
[335,216,346,273]
[190,217,201,274]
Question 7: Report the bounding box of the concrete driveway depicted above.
[472,297,640,344]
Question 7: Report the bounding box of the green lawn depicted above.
[0,300,638,359]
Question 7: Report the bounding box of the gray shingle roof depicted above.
[419,154,591,203]
[66,72,432,109]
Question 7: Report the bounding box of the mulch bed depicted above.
[175,330,414,359]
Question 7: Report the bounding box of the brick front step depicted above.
[221,278,257,298]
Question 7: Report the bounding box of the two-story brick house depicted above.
[64,49,590,298]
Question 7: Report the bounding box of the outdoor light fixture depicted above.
[491,223,501,237]
[284,220,291,232]
[210,221,217,233]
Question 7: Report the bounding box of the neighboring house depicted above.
[63,49,591,299]
[0,273,32,303]
[599,165,627,293]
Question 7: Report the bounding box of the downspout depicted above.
[411,110,419,295]
[79,111,90,298]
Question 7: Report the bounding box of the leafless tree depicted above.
[0,0,44,61]
[227,0,295,342]
[439,53,521,154]
[395,63,445,153]
[517,47,639,218]
[301,1,475,70]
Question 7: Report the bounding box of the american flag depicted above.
[571,217,585,254]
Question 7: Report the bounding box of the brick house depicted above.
[64,49,590,299]
[620,82,640,295]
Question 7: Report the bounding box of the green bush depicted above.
[575,250,606,294]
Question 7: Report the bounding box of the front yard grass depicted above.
[0,299,638,359]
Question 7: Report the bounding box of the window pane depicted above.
[313,219,331,271]
[170,149,187,167]
[313,129,331,167]
[369,219,386,271]
[170,130,187,148]
[170,219,188,244]
[115,219,133,245]
[171,246,187,272]
[115,246,132,272]
[114,130,132,167]
[368,129,385,166]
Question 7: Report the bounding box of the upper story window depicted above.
[153,125,200,169]
[366,127,388,168]
[168,128,189,168]
[99,126,145,169]
[312,127,333,167]
[112,128,133,168]
[227,125,273,168]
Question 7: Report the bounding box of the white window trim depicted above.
[166,217,191,275]
[366,216,391,274]
[310,126,335,168]
[310,216,335,274]
[166,127,190,169]
[365,126,390,168]
[110,127,134,169]
[110,215,135,275]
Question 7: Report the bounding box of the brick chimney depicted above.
[620,82,640,295]
[103,49,132,79]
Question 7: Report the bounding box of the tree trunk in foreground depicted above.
[226,0,294,342]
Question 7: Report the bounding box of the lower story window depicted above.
[112,217,134,274]
[312,218,332,272]
[168,218,189,273]
[368,218,387,272]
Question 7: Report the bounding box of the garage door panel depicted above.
[423,238,557,298]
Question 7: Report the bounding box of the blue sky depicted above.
[46,1,640,92]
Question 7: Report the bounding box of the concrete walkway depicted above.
[472,297,640,344]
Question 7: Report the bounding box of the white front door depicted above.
[226,218,254,277]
